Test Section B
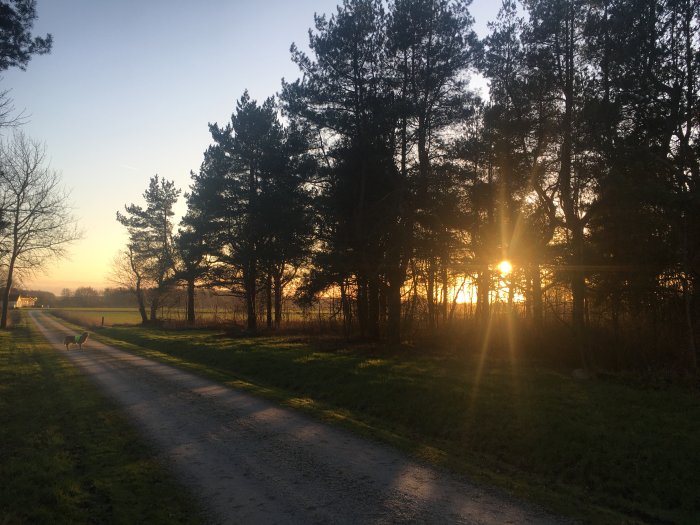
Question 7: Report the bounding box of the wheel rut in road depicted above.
[30,311,570,524]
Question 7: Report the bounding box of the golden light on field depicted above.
[497,260,513,276]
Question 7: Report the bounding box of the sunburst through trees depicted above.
[116,0,699,372]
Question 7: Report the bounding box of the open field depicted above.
[49,308,143,326]
[54,316,700,524]
[50,307,247,327]
[48,307,313,327]
[0,311,204,524]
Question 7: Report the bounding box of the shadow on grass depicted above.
[0,312,204,524]
[67,319,700,525]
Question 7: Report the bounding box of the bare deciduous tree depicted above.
[0,85,25,128]
[109,247,150,324]
[0,130,81,328]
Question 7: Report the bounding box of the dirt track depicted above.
[30,310,569,524]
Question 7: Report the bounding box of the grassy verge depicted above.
[54,315,700,524]
[0,311,204,524]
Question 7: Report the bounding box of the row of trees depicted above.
[56,287,134,308]
[478,0,699,368]
[116,95,314,329]
[118,0,698,369]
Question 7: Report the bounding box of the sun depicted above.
[497,260,513,276]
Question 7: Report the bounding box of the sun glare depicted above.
[497,260,513,276]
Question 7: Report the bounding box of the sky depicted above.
[4,0,501,295]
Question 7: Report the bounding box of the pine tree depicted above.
[116,175,180,323]
[388,0,479,332]
[283,0,479,341]
[0,0,52,71]
[188,91,313,332]
[283,0,396,339]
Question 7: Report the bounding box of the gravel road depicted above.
[30,310,570,524]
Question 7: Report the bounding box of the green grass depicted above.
[0,312,204,524]
[49,306,332,328]
[49,307,143,326]
[79,322,700,524]
[50,307,246,327]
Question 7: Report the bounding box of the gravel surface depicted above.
[30,311,571,525]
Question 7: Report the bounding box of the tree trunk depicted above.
[135,278,148,324]
[405,260,420,331]
[554,8,587,367]
[368,274,380,339]
[379,279,387,327]
[246,291,256,331]
[417,116,429,196]
[531,263,543,326]
[244,263,257,332]
[682,272,698,373]
[507,277,515,307]
[149,293,159,322]
[475,269,490,323]
[440,256,449,323]
[266,272,273,329]
[357,276,368,337]
[386,264,404,344]
[0,257,15,329]
[571,226,587,367]
[246,162,258,333]
[427,257,436,330]
[186,278,195,325]
[0,286,10,329]
[274,272,282,329]
[340,280,352,337]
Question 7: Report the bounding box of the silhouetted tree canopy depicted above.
[0,131,80,328]
[116,175,180,324]
[0,0,51,71]
[118,0,699,371]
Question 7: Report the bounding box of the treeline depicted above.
[6,288,133,308]
[117,0,699,371]
[52,287,239,313]
[56,287,134,308]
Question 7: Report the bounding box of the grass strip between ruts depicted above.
[0,311,205,524]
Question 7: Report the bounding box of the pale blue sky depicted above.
[4,0,501,294]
